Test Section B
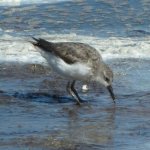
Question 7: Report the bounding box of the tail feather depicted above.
[31,37,54,53]
[32,37,39,42]
[28,37,39,46]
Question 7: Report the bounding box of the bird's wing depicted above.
[32,38,102,64]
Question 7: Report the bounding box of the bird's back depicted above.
[33,38,102,65]
[53,42,102,64]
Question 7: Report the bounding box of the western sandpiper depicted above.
[31,38,115,105]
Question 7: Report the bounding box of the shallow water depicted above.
[0,59,150,150]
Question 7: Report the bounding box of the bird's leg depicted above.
[66,81,72,95]
[66,81,81,105]
[66,81,80,104]
[71,80,83,105]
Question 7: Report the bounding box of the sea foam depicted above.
[0,33,150,65]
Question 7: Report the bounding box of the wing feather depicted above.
[32,38,102,65]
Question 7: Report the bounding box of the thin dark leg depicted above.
[71,80,83,105]
[66,81,72,95]
[66,81,81,105]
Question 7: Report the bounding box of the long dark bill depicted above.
[107,85,115,103]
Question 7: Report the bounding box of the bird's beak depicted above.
[107,85,115,103]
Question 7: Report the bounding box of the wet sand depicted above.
[0,59,150,150]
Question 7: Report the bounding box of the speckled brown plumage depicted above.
[32,38,102,65]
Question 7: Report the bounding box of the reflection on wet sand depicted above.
[63,105,116,145]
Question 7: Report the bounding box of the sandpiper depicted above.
[31,38,115,105]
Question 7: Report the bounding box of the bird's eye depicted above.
[105,77,110,82]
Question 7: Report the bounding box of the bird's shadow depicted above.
[0,90,81,104]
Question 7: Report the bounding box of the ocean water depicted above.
[0,0,150,150]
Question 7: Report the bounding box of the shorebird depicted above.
[31,38,115,105]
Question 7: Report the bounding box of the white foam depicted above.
[38,33,150,59]
[0,0,73,6]
[0,33,150,65]
[0,36,46,65]
[0,0,21,6]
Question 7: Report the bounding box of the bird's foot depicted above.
[75,99,88,105]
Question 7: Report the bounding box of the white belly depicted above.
[41,51,92,80]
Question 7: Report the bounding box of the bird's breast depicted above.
[45,53,92,80]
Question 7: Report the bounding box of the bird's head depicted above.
[96,63,115,102]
